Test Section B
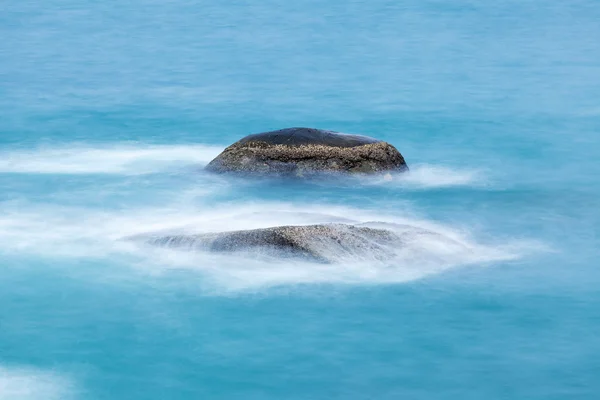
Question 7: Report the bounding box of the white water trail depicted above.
[0,143,525,292]
[0,200,533,292]
[360,164,484,188]
[0,366,75,400]
[0,144,485,189]
[0,144,224,174]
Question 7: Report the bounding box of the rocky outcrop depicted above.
[205,127,408,177]
[129,223,401,263]
[127,222,464,264]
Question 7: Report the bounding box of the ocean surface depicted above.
[2,1,600,399]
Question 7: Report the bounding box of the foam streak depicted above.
[0,144,224,175]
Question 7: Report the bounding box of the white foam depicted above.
[0,366,75,400]
[0,144,224,175]
[0,144,484,192]
[365,164,484,188]
[0,200,531,292]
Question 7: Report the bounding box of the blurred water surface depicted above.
[1,1,600,399]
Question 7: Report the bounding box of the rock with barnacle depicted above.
[205,127,408,177]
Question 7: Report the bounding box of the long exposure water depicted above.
[2,1,600,399]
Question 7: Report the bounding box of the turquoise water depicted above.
[2,1,600,399]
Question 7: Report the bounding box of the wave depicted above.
[0,200,532,292]
[0,365,75,400]
[0,144,224,175]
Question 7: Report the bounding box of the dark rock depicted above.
[205,127,408,177]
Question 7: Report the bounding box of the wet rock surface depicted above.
[127,222,463,264]
[130,223,400,263]
[205,127,408,176]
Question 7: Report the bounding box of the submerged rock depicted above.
[205,127,408,177]
[129,223,402,263]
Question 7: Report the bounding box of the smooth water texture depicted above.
[2,1,600,399]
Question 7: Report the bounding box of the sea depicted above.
[1,1,600,399]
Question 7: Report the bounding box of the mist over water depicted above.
[2,1,600,399]
[0,144,520,292]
